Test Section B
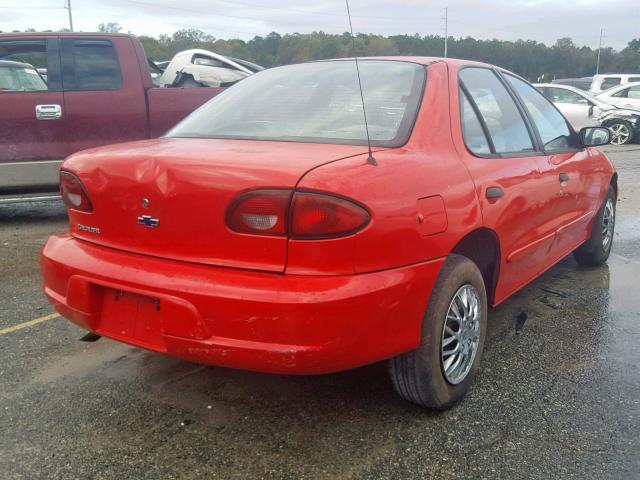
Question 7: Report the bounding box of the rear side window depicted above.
[459,68,534,155]
[65,40,122,91]
[505,75,576,151]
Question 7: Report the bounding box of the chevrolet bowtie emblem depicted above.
[137,215,160,228]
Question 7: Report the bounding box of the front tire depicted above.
[573,186,616,266]
[608,121,634,145]
[389,254,487,410]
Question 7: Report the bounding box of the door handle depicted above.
[559,173,569,183]
[485,187,504,199]
[35,104,62,120]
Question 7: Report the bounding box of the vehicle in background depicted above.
[536,83,640,145]
[0,33,225,198]
[590,74,640,94]
[0,60,48,92]
[551,77,593,91]
[597,82,640,110]
[43,57,616,410]
[157,49,264,88]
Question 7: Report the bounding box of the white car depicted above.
[157,49,263,88]
[535,83,640,145]
[590,74,640,94]
[596,82,640,110]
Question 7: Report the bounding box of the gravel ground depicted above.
[0,145,638,479]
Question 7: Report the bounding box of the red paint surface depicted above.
[41,57,616,373]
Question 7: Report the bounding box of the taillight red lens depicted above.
[226,190,291,235]
[291,192,370,239]
[59,171,92,212]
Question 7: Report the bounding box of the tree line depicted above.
[11,23,640,81]
[134,29,640,82]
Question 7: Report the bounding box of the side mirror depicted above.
[588,105,594,117]
[580,126,610,147]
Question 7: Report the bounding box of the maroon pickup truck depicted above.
[0,32,223,199]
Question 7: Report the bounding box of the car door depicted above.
[60,36,148,153]
[503,74,601,263]
[454,67,557,302]
[0,37,67,191]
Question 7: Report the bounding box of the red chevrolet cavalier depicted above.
[42,58,616,409]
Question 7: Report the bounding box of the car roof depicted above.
[0,32,133,39]
[0,59,33,68]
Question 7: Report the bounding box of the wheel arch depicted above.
[610,172,618,199]
[450,228,501,306]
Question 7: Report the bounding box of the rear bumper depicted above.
[41,234,444,374]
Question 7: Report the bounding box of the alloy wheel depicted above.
[602,197,615,251]
[609,123,631,145]
[441,284,481,385]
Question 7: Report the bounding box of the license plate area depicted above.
[99,288,165,351]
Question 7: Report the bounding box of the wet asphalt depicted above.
[1,145,639,480]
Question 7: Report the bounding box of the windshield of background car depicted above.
[0,65,47,91]
[168,60,426,147]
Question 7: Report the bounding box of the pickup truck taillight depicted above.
[60,171,93,212]
[226,189,370,239]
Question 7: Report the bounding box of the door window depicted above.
[459,68,534,155]
[629,77,640,83]
[505,75,576,151]
[546,87,590,105]
[601,77,621,89]
[64,40,122,91]
[0,40,59,91]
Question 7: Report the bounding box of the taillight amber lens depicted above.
[60,171,93,212]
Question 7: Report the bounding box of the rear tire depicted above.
[389,254,487,410]
[573,186,616,266]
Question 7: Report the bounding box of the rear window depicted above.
[168,60,426,147]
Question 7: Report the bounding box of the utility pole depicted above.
[65,0,74,32]
[443,7,448,58]
[596,28,603,75]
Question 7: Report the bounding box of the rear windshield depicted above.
[168,60,426,147]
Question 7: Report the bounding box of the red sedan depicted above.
[41,57,616,409]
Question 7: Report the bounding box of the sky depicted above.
[0,0,638,50]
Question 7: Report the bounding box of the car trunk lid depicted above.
[64,137,372,272]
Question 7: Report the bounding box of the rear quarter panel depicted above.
[289,61,482,275]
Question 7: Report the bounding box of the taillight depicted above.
[59,171,92,212]
[226,189,291,235]
[226,189,370,239]
[291,192,370,239]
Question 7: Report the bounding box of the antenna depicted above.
[345,0,377,166]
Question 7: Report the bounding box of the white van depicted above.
[590,74,640,93]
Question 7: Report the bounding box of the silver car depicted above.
[535,83,640,145]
